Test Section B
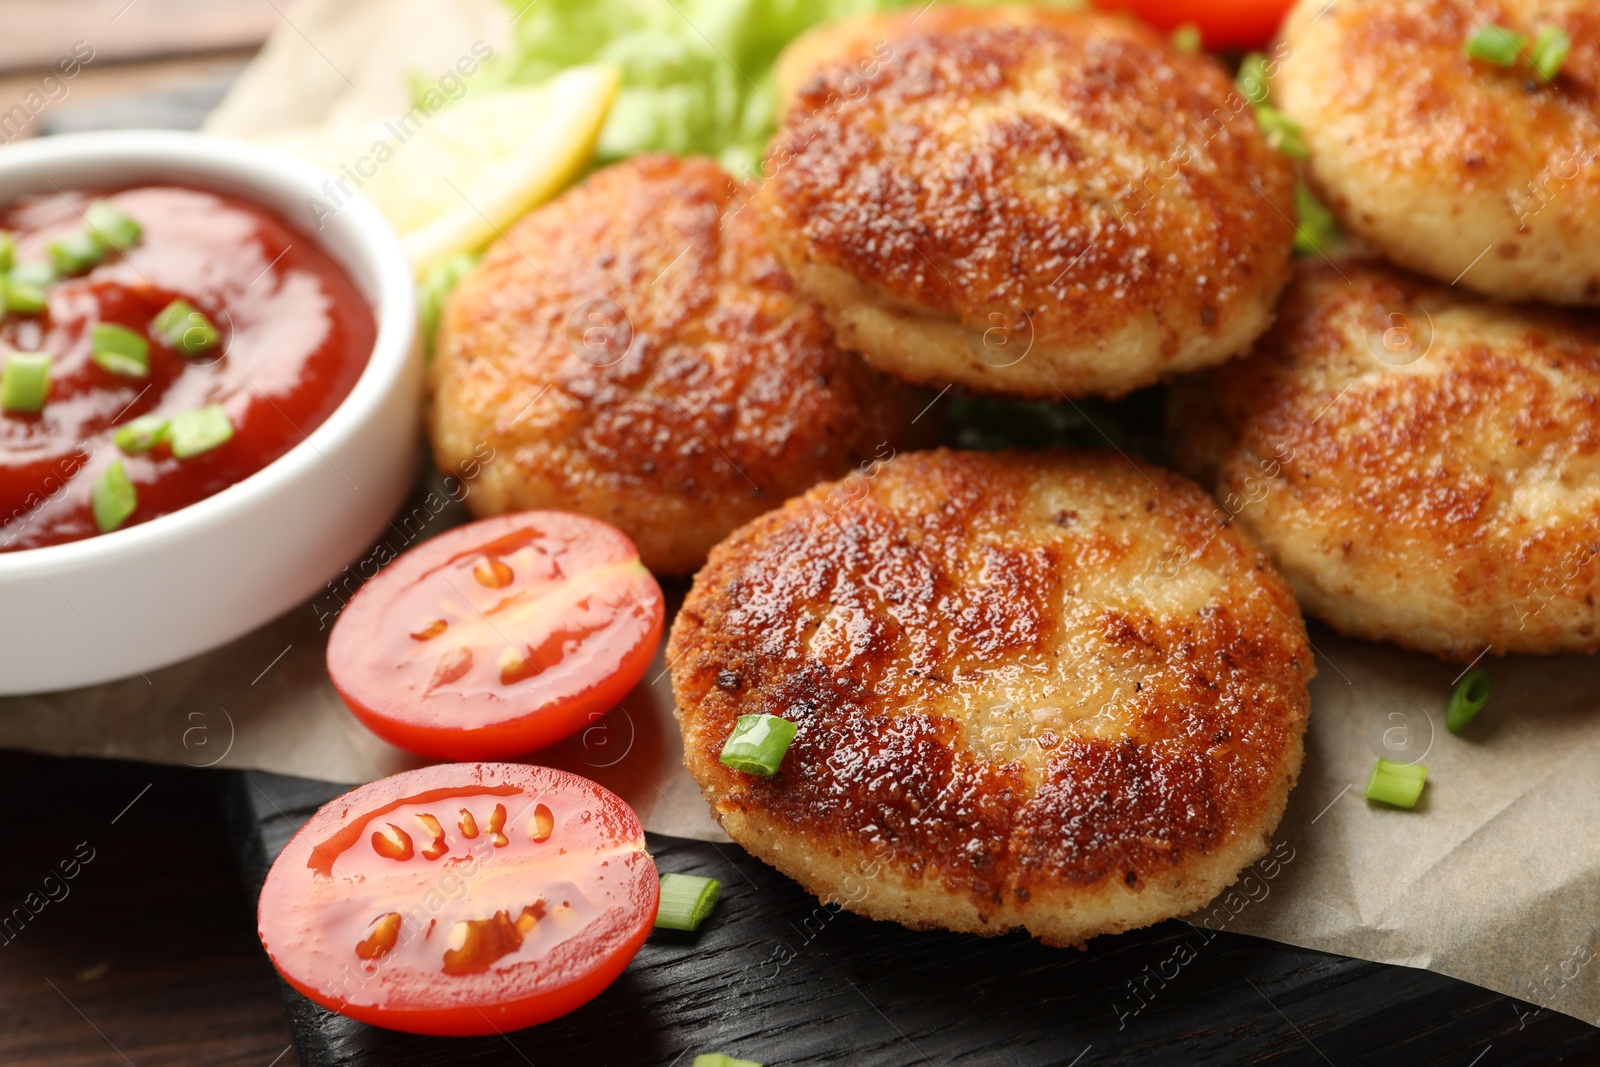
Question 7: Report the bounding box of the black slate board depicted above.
[225,769,1600,1066]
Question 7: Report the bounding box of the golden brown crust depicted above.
[1170,257,1600,660]
[428,155,931,575]
[670,449,1313,945]
[1278,0,1600,304]
[759,5,1297,399]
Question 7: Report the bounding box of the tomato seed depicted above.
[530,803,554,843]
[372,823,414,861]
[417,813,448,860]
[410,619,448,641]
[428,646,473,691]
[473,557,514,589]
[354,912,401,960]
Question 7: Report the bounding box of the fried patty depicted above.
[757,5,1297,399]
[669,449,1313,946]
[1170,258,1600,660]
[1276,0,1600,304]
[428,155,929,575]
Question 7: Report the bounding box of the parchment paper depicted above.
[0,464,718,841]
[4,0,1599,1030]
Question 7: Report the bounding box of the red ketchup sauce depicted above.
[0,185,375,551]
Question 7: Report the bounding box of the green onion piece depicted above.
[46,230,107,277]
[91,460,137,533]
[11,260,56,287]
[1238,52,1272,106]
[114,414,169,454]
[1,351,51,413]
[719,713,797,776]
[418,251,478,357]
[1255,106,1309,160]
[655,873,721,931]
[168,403,234,458]
[1446,669,1491,733]
[1531,27,1572,82]
[8,262,54,314]
[151,299,220,355]
[0,231,13,273]
[6,279,47,315]
[85,200,142,252]
[692,1056,761,1067]
[1294,181,1343,256]
[90,322,150,378]
[1365,758,1427,809]
[1465,23,1529,67]
[1171,24,1202,55]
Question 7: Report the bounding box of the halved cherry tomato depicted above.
[257,763,659,1035]
[1099,0,1295,50]
[327,511,665,760]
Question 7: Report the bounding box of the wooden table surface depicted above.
[0,753,294,1066]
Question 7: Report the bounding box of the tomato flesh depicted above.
[1098,0,1295,50]
[256,763,659,1035]
[328,512,665,759]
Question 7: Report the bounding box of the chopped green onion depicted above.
[692,1056,761,1067]
[719,713,797,776]
[168,403,234,458]
[46,230,107,276]
[0,232,13,273]
[85,200,142,252]
[1,351,51,413]
[90,323,150,378]
[1294,181,1343,256]
[1238,52,1272,106]
[1531,26,1572,82]
[1446,669,1491,733]
[11,260,55,287]
[1255,106,1309,160]
[151,299,220,355]
[655,873,721,931]
[1171,24,1202,55]
[5,278,47,315]
[91,460,137,533]
[8,262,54,314]
[1365,758,1427,809]
[114,414,169,454]
[418,251,478,356]
[1465,23,1528,67]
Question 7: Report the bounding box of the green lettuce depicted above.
[492,0,1067,176]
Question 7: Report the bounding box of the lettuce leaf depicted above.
[492,0,1064,175]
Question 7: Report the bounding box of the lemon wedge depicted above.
[262,63,620,278]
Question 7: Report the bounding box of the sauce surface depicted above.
[0,185,375,551]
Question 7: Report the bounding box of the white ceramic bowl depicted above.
[0,131,421,694]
